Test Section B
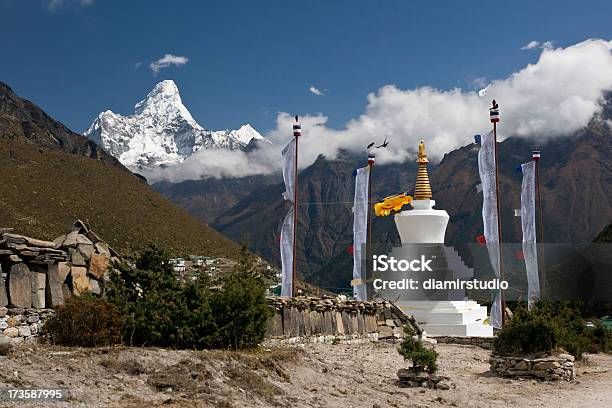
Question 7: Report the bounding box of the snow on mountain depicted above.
[84,80,268,169]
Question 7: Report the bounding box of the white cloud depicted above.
[308,86,325,96]
[149,39,612,182]
[133,61,143,69]
[521,40,541,50]
[149,54,189,75]
[45,0,93,10]
[521,40,555,50]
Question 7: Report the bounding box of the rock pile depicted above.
[397,368,452,390]
[265,296,422,344]
[489,352,576,381]
[0,220,118,312]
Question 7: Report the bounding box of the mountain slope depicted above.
[0,81,125,169]
[211,123,611,290]
[0,82,240,258]
[84,80,267,169]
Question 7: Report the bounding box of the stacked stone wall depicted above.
[264,296,422,344]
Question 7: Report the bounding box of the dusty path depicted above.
[0,341,610,407]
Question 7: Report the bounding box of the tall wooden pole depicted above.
[292,118,301,297]
[533,151,545,297]
[365,152,375,299]
[491,102,506,326]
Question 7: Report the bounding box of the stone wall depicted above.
[264,296,422,344]
[490,353,576,381]
[0,221,117,311]
[0,306,52,344]
[433,336,495,349]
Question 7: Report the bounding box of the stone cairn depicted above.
[264,296,423,344]
[0,220,118,343]
[490,351,576,381]
[397,369,451,390]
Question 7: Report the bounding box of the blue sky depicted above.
[1,0,611,135]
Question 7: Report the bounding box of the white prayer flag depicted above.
[478,130,502,329]
[521,161,540,309]
[352,166,370,301]
[280,139,296,297]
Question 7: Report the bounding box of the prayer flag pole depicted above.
[490,100,506,326]
[291,116,301,297]
[532,150,545,297]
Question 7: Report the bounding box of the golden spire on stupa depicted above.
[414,140,432,200]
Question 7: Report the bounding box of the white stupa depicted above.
[393,141,493,337]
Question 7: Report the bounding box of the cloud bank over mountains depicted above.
[149,39,612,182]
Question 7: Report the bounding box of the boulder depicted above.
[0,307,7,318]
[8,263,32,308]
[71,267,90,295]
[89,253,110,279]
[31,270,46,309]
[78,244,94,260]
[45,264,65,307]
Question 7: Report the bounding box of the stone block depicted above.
[3,327,18,338]
[31,270,46,309]
[89,253,110,279]
[70,248,86,266]
[335,311,344,335]
[89,279,101,295]
[77,244,94,260]
[57,262,70,283]
[8,264,31,308]
[0,269,7,307]
[45,264,65,307]
[70,266,90,295]
[17,326,31,337]
[94,242,111,257]
[265,312,283,337]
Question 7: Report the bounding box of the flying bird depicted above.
[478,85,490,97]
[367,142,375,149]
[376,136,389,149]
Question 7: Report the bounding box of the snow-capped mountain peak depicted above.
[84,80,268,169]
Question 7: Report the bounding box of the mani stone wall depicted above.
[265,296,422,343]
[0,221,117,315]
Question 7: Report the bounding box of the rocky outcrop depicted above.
[264,296,422,344]
[0,220,118,310]
[490,352,576,381]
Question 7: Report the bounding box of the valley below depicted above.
[1,341,611,407]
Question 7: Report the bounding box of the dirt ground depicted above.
[0,341,610,408]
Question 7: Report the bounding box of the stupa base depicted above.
[398,301,493,337]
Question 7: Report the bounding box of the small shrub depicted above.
[209,245,273,349]
[105,244,271,350]
[494,317,556,356]
[586,326,612,353]
[43,296,123,347]
[494,302,600,359]
[398,325,438,373]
